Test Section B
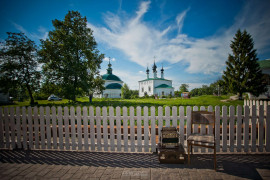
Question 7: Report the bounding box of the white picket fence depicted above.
[0,105,270,153]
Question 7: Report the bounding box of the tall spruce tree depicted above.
[222,29,266,99]
[0,32,41,105]
[39,11,104,101]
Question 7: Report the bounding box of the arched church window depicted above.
[148,86,151,92]
[142,87,144,92]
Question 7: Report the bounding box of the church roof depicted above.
[105,83,122,89]
[138,77,171,82]
[155,84,173,89]
[102,74,122,81]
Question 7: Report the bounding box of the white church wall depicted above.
[153,79,172,88]
[155,88,174,97]
[139,80,154,97]
[103,89,121,98]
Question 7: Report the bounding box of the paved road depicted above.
[0,150,270,179]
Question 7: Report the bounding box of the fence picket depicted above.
[58,107,64,150]
[200,106,206,153]
[144,106,149,152]
[137,106,142,152]
[83,107,89,151]
[236,106,242,152]
[70,107,76,150]
[45,106,51,149]
[179,106,184,147]
[186,106,191,139]
[4,108,10,149]
[40,107,45,150]
[165,106,170,127]
[158,106,163,143]
[130,107,135,152]
[258,105,264,152]
[22,107,27,149]
[193,106,198,152]
[116,107,121,152]
[52,107,57,149]
[28,107,33,150]
[102,107,108,151]
[208,106,213,152]
[0,108,3,148]
[172,106,177,128]
[64,107,70,150]
[123,107,128,152]
[10,107,16,149]
[244,106,249,152]
[33,107,39,149]
[109,107,115,151]
[222,106,227,152]
[77,107,83,150]
[229,106,235,152]
[266,105,270,152]
[96,107,102,151]
[251,105,256,152]
[90,106,95,151]
[215,106,220,152]
[151,106,156,152]
[16,107,21,149]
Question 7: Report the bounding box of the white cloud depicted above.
[103,57,116,61]
[88,0,270,76]
[12,22,48,41]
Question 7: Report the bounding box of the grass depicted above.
[1,95,243,108]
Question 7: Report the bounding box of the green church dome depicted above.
[105,83,122,89]
[102,74,122,81]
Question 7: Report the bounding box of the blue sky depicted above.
[1,0,270,90]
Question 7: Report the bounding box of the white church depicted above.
[94,61,123,98]
[139,62,174,97]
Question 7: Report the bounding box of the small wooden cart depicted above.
[157,127,186,164]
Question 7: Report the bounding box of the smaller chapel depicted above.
[94,60,123,98]
[138,62,174,97]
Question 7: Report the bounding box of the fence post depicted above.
[229,106,235,152]
[90,106,95,151]
[208,106,213,153]
[109,106,115,151]
[33,106,39,149]
[165,106,170,127]
[64,106,70,150]
[96,107,102,151]
[258,105,264,152]
[83,106,89,151]
[251,105,256,152]
[222,106,227,152]
[266,105,270,152]
[215,106,220,152]
[244,105,249,152]
[70,106,76,150]
[130,107,135,152]
[45,106,51,150]
[16,107,21,149]
[236,105,242,152]
[10,107,16,149]
[58,106,64,150]
[158,106,163,144]
[52,106,57,150]
[123,106,128,152]
[150,106,156,152]
[144,106,149,152]
[193,106,198,152]
[102,106,108,151]
[179,106,185,147]
[137,106,142,152]
[77,106,83,151]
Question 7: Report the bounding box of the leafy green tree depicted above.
[121,83,131,99]
[179,84,189,94]
[39,11,104,102]
[222,29,266,99]
[0,32,41,105]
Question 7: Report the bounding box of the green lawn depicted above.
[1,95,243,108]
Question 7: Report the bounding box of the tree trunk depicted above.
[89,94,93,103]
[238,92,243,100]
[26,84,35,105]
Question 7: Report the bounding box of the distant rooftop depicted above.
[258,59,270,69]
